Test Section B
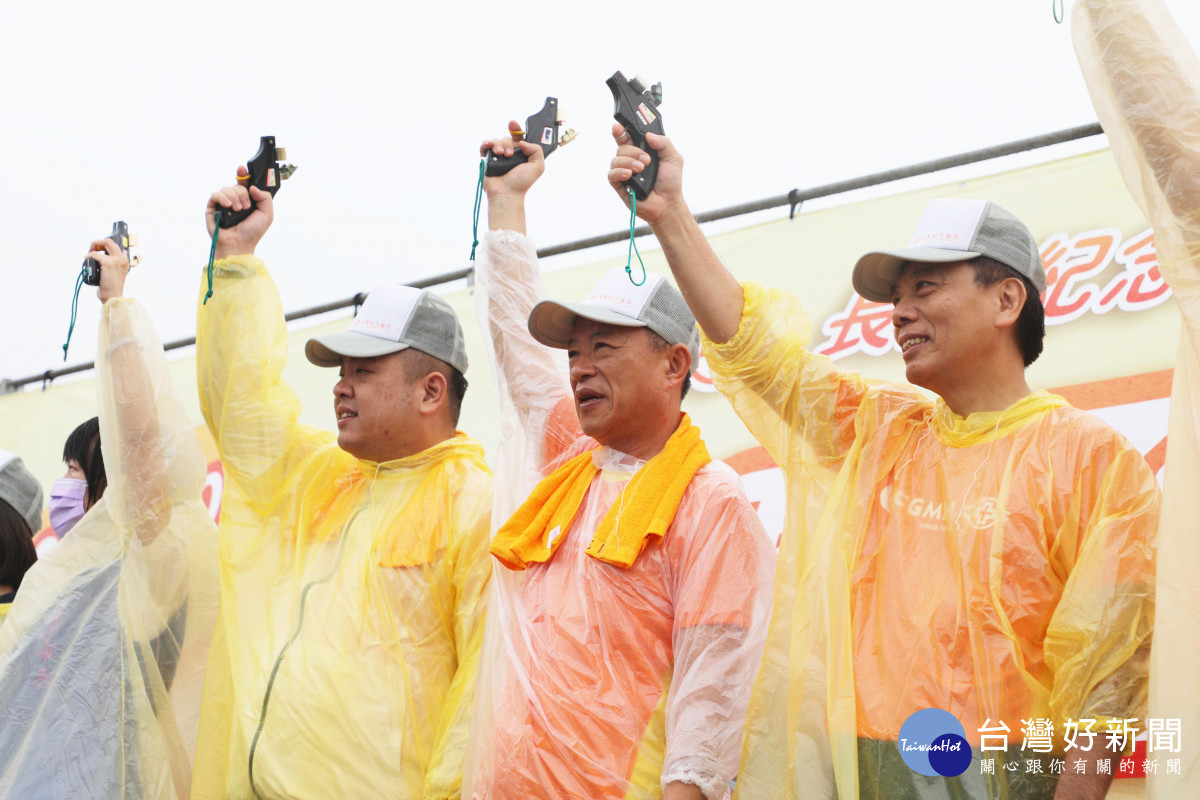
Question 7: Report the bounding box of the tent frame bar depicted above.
[4,122,1103,392]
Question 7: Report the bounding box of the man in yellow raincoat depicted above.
[191,168,493,799]
[463,130,775,800]
[607,129,1159,799]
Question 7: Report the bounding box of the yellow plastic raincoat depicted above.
[704,282,1158,798]
[192,255,493,800]
[1074,0,1200,793]
[464,231,775,800]
[0,297,219,799]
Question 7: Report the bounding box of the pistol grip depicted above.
[620,126,659,201]
[607,73,664,201]
[83,257,102,286]
[484,97,561,177]
[218,204,254,229]
[82,220,132,285]
[485,150,529,177]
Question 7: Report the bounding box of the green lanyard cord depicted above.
[1053,0,1063,23]
[61,267,87,361]
[470,158,485,262]
[624,189,646,286]
[204,210,221,305]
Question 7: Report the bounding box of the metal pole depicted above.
[5,123,1104,392]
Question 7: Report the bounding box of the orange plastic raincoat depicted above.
[705,282,1158,798]
[464,231,775,800]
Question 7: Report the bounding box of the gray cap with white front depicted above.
[306,284,469,374]
[852,198,1046,303]
[527,269,701,371]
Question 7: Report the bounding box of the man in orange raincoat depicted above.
[607,125,1159,799]
[463,127,775,800]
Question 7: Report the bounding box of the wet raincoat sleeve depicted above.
[659,481,775,799]
[700,281,882,469]
[0,297,219,799]
[195,254,332,514]
[701,282,879,800]
[1042,433,1157,726]
[474,230,577,505]
[1074,0,1200,790]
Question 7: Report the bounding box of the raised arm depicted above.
[608,125,744,344]
[1073,0,1200,223]
[607,127,877,466]
[474,126,578,487]
[196,167,329,517]
[89,238,179,548]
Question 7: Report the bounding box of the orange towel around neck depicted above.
[491,414,711,570]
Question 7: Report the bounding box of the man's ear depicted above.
[417,370,448,415]
[665,343,692,391]
[995,277,1027,329]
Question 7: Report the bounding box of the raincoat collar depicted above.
[931,390,1068,447]
[355,432,487,474]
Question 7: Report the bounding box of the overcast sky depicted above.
[3,0,1199,386]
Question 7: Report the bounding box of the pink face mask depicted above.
[50,478,87,535]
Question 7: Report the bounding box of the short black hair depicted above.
[0,498,37,592]
[405,350,469,427]
[63,417,107,509]
[969,256,1046,367]
[646,330,693,402]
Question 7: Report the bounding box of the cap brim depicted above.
[852,247,981,303]
[527,300,646,349]
[305,330,411,367]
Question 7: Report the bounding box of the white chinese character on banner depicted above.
[1147,718,1182,753]
[978,719,1011,751]
[1063,718,1098,752]
[1105,718,1139,753]
[1021,718,1054,753]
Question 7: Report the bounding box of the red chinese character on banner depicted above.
[1112,230,1171,310]
[816,295,895,359]
[1041,230,1120,324]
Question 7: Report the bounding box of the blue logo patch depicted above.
[897,708,973,777]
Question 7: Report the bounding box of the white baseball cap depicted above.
[853,198,1046,303]
[527,269,701,370]
[306,284,469,374]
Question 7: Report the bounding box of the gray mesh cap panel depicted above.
[642,280,702,369]
[405,292,469,374]
[853,198,1046,302]
[305,286,469,374]
[528,270,701,375]
[971,203,1046,293]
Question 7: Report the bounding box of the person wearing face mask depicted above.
[48,417,107,538]
[0,451,42,621]
[0,237,219,799]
